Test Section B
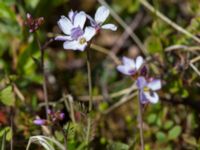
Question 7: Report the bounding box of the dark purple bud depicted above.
[24,13,44,33]
[59,113,65,120]
[140,66,147,76]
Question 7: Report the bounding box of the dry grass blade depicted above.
[26,136,65,150]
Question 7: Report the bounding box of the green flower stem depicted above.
[35,33,50,120]
[86,48,93,145]
[137,93,144,150]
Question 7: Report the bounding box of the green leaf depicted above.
[5,128,12,141]
[147,114,157,124]
[156,131,167,142]
[107,142,129,150]
[0,2,16,20]
[0,85,15,106]
[145,36,163,54]
[164,120,174,130]
[168,125,182,140]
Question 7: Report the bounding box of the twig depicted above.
[111,12,144,54]
[137,94,144,150]
[165,45,200,52]
[190,63,200,76]
[140,0,200,44]
[97,0,148,55]
[190,56,200,64]
[90,44,121,65]
[78,85,137,101]
[103,84,137,114]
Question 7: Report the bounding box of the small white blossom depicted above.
[55,11,95,51]
[87,6,117,32]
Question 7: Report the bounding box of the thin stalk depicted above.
[86,48,93,145]
[35,33,49,119]
[58,123,67,150]
[10,107,13,150]
[137,94,144,150]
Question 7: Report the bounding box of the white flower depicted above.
[63,27,96,51]
[55,11,96,51]
[87,6,117,32]
[136,77,161,104]
[117,56,144,75]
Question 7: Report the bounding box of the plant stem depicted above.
[35,33,49,120]
[58,124,67,150]
[137,95,144,150]
[86,48,93,145]
[10,107,13,150]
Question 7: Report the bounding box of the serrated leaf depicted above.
[168,125,182,140]
[0,85,15,106]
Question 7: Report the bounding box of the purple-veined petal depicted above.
[117,65,132,75]
[147,79,161,91]
[95,6,109,24]
[57,16,73,35]
[73,11,86,29]
[135,56,144,70]
[55,35,72,41]
[139,91,149,104]
[122,56,135,68]
[136,76,147,89]
[144,91,159,103]
[101,24,117,31]
[83,27,96,41]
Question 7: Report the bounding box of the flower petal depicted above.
[33,119,46,125]
[144,91,159,103]
[68,10,75,22]
[136,76,147,89]
[147,79,161,91]
[139,91,149,104]
[86,14,97,27]
[73,11,86,29]
[135,56,144,70]
[117,65,132,75]
[122,56,135,68]
[57,16,73,35]
[101,24,117,31]
[83,27,96,41]
[63,40,87,51]
[95,6,109,24]
[55,35,72,41]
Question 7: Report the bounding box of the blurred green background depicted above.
[0,0,200,149]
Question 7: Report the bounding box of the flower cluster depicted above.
[33,109,65,126]
[24,13,44,33]
[117,56,161,104]
[55,6,117,51]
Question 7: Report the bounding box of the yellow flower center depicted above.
[143,86,149,92]
[79,37,86,45]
